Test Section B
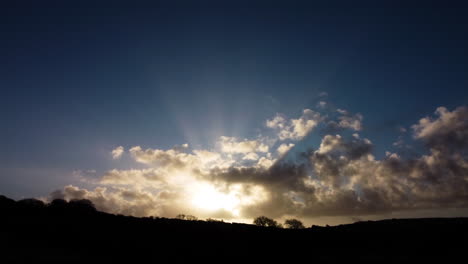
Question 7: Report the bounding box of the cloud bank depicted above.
[49,104,468,222]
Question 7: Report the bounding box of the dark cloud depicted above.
[412,106,468,152]
[236,106,468,218]
[209,163,307,188]
[47,105,468,221]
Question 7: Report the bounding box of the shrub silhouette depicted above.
[284,218,305,229]
[253,216,280,227]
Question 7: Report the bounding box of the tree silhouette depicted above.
[253,216,280,227]
[17,198,45,209]
[206,218,224,223]
[284,218,305,229]
[69,199,97,213]
[49,198,68,208]
[176,214,198,221]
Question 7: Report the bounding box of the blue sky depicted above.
[1,1,468,223]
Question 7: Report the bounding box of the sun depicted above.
[191,182,240,215]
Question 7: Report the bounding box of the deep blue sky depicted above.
[1,1,468,198]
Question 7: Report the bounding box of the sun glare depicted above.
[191,183,240,215]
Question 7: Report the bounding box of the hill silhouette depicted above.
[1,195,467,262]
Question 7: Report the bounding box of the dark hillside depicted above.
[1,195,467,262]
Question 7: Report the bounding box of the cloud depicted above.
[316,134,373,159]
[299,107,468,216]
[100,168,166,187]
[129,145,198,168]
[111,146,124,159]
[266,115,286,129]
[243,152,259,161]
[49,185,168,217]
[218,136,269,154]
[338,112,363,131]
[277,143,295,156]
[412,106,468,151]
[317,101,327,108]
[266,109,323,140]
[321,108,364,134]
[193,149,221,165]
[393,139,404,147]
[49,105,468,221]
[336,108,348,115]
[256,157,276,170]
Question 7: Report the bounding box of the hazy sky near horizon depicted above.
[1,1,468,224]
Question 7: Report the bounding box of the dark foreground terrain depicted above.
[1,195,467,263]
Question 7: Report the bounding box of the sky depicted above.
[1,1,468,225]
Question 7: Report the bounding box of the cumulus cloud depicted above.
[266,109,323,140]
[243,152,259,161]
[219,136,269,154]
[49,184,170,217]
[193,150,221,164]
[50,105,468,221]
[266,115,286,129]
[321,108,364,134]
[317,101,327,108]
[338,112,363,131]
[100,168,165,186]
[277,143,295,156]
[412,106,468,151]
[393,139,404,147]
[111,146,124,159]
[317,134,373,159]
[129,145,198,168]
[336,108,348,115]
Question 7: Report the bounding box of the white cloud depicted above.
[277,143,295,156]
[317,101,327,108]
[317,135,343,154]
[100,168,166,187]
[266,109,322,140]
[336,109,348,115]
[50,184,168,217]
[50,104,468,222]
[193,149,221,165]
[256,157,275,169]
[338,113,363,131]
[129,145,198,168]
[266,114,286,129]
[111,146,124,159]
[412,106,468,147]
[243,152,259,161]
[393,139,404,147]
[219,136,269,154]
